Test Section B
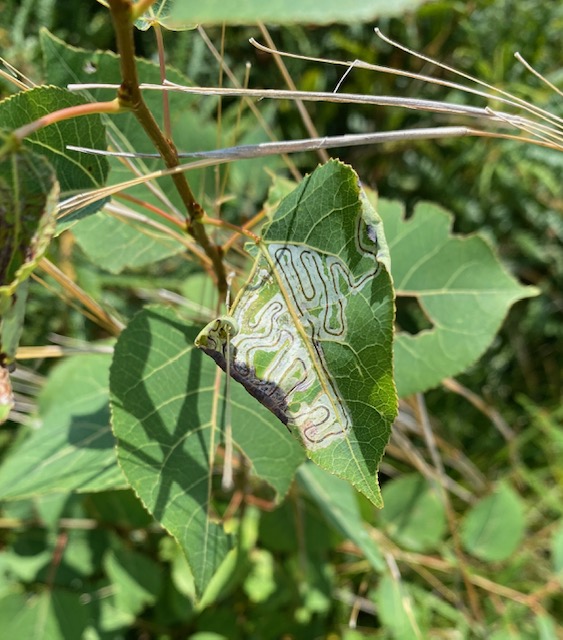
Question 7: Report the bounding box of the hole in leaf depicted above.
[395,295,433,335]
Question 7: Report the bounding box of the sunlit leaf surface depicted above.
[138,0,429,27]
[377,199,539,396]
[197,160,397,506]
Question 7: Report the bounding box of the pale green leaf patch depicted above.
[377,199,539,397]
[461,481,526,562]
[140,0,429,27]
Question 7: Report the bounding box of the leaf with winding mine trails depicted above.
[196,160,397,506]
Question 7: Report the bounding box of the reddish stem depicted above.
[13,100,122,140]
[116,193,185,228]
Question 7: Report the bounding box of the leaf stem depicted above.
[12,100,122,141]
[201,215,261,244]
[107,0,227,297]
[222,209,267,253]
[116,192,185,228]
[153,22,172,139]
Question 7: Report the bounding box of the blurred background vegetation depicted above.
[0,0,561,637]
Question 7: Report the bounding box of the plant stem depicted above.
[202,215,261,243]
[107,0,227,298]
[154,22,172,139]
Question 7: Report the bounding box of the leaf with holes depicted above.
[196,160,397,507]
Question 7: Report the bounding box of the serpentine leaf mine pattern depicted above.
[195,161,394,456]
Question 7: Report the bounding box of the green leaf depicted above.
[196,160,397,507]
[374,574,422,640]
[461,482,525,562]
[244,549,276,603]
[0,537,52,583]
[535,614,559,640]
[86,489,154,529]
[297,463,385,571]
[166,541,197,601]
[33,493,71,530]
[0,353,126,500]
[104,535,162,618]
[109,305,304,596]
[0,86,108,223]
[198,507,261,608]
[70,211,187,274]
[181,272,220,324]
[378,473,447,552]
[377,199,538,397]
[0,591,89,640]
[0,142,58,303]
[140,0,429,27]
[195,506,262,609]
[0,141,57,419]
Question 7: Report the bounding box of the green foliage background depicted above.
[0,0,561,638]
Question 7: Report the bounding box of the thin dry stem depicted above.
[38,258,124,335]
[154,22,172,138]
[372,29,562,129]
[0,58,34,90]
[196,26,302,182]
[16,345,113,360]
[514,52,563,98]
[257,23,329,163]
[415,393,483,622]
